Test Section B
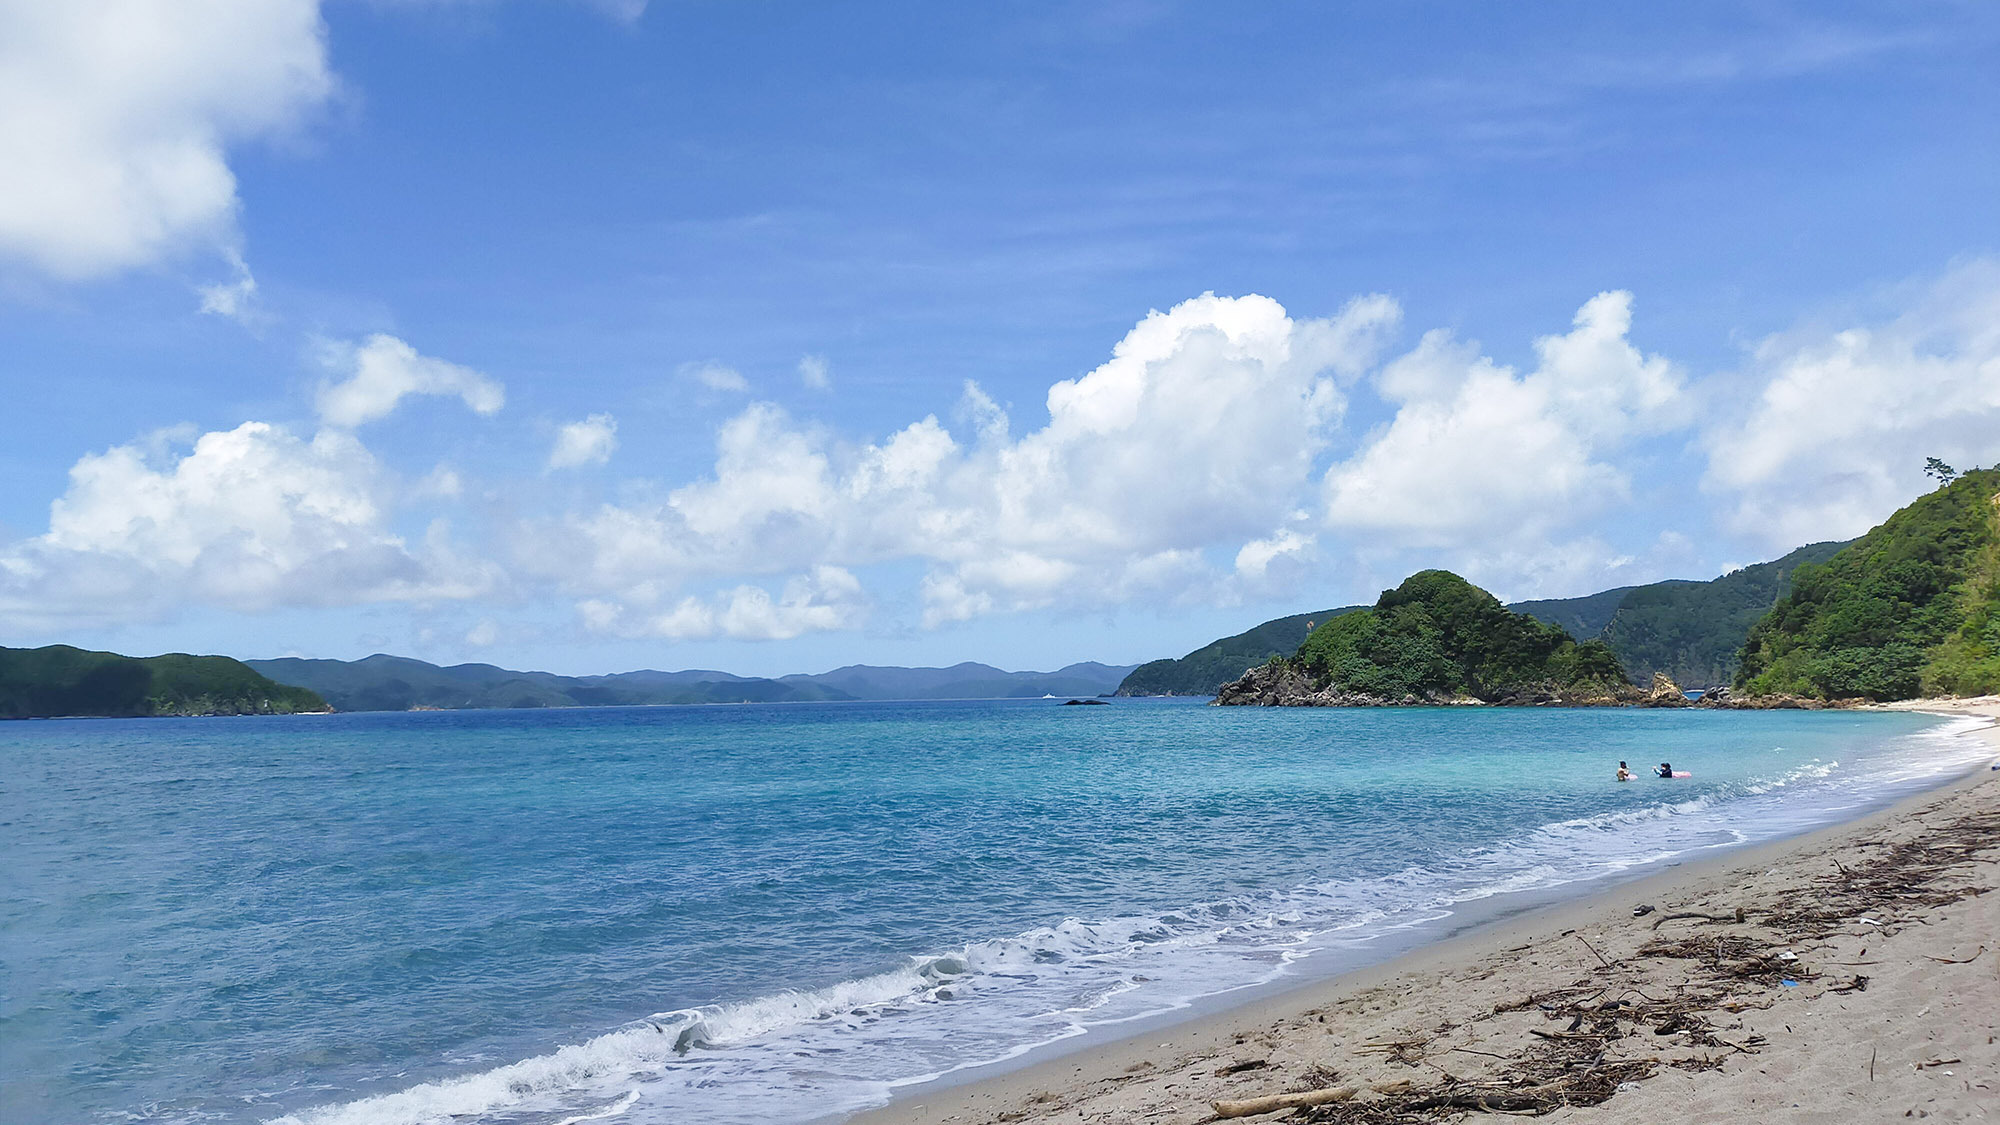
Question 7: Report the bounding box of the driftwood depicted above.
[1212,1086,1356,1117]
[1649,910,1740,930]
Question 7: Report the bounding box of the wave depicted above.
[268,715,1992,1125]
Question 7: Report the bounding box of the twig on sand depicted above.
[1650,910,1739,930]
[1927,946,1985,964]
[1572,933,1614,969]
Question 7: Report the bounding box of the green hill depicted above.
[1508,585,1638,644]
[0,645,328,719]
[1736,467,2000,701]
[1128,541,1843,697]
[1595,540,1848,688]
[1114,607,1363,696]
[1218,571,1630,705]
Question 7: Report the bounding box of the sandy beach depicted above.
[856,701,2000,1124]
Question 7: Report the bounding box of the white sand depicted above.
[855,701,2000,1125]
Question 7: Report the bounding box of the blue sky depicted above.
[2,1,1998,676]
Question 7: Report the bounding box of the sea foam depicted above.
[266,714,1993,1125]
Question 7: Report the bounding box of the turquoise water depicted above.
[1,700,1989,1125]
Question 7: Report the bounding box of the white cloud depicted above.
[0,0,333,280]
[684,361,749,393]
[197,250,258,319]
[0,421,494,627]
[548,413,618,470]
[317,334,505,428]
[1325,290,1685,547]
[578,566,866,641]
[40,273,1994,641]
[1703,260,2000,549]
[798,354,832,390]
[531,292,1402,632]
[1232,526,1318,597]
[464,618,499,647]
[412,464,464,499]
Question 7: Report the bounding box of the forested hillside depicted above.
[1114,608,1361,696]
[1737,467,2000,700]
[0,646,328,718]
[1595,540,1848,687]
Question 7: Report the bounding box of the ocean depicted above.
[2,700,1990,1125]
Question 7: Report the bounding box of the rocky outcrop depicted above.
[1644,673,1694,707]
[1694,687,1856,710]
[1212,662,1460,707]
[1213,666,1707,709]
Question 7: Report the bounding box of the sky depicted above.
[1,1,1998,678]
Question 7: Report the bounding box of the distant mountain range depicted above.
[247,655,1137,712]
[1117,540,1851,697]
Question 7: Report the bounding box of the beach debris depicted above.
[1571,933,1614,968]
[1212,1085,1355,1117]
[1647,910,1740,929]
[1632,904,1655,917]
[1281,804,1999,1125]
[1215,1059,1270,1075]
[1355,1036,1432,1067]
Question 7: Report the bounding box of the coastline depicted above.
[852,700,2000,1124]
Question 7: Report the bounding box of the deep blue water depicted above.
[0,700,1989,1125]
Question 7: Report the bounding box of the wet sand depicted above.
[855,699,2000,1124]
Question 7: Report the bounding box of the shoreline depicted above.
[852,701,2000,1125]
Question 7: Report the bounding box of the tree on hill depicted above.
[1735,467,2000,700]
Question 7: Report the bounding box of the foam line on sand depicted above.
[853,700,2000,1124]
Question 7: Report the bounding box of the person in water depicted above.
[1617,761,1633,781]
[1657,762,1674,778]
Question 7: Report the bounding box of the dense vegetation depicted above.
[1132,541,1837,697]
[1114,607,1360,696]
[0,645,328,719]
[250,655,1137,711]
[1736,468,2000,701]
[1508,585,1639,645]
[1594,540,1848,687]
[1287,571,1628,700]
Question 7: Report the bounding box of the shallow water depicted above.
[0,701,1987,1125]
